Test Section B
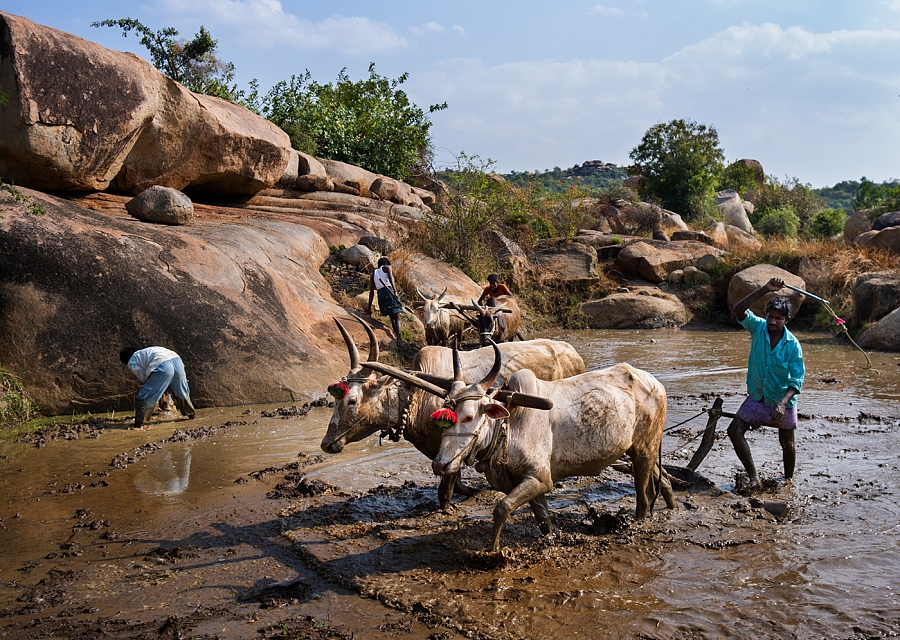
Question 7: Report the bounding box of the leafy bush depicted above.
[752,176,823,227]
[628,119,725,221]
[806,208,847,240]
[252,64,446,181]
[757,207,800,238]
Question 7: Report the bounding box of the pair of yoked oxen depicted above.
[321,317,675,552]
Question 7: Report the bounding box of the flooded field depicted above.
[1,329,899,639]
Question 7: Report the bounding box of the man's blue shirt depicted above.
[739,310,805,408]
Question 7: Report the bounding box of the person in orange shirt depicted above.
[477,274,511,306]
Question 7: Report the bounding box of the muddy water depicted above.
[1,329,899,639]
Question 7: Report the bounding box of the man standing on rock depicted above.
[367,257,403,347]
[120,346,196,429]
[728,278,805,486]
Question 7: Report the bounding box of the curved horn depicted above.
[417,287,430,301]
[495,391,553,410]
[334,318,360,372]
[437,287,448,302]
[359,361,449,397]
[452,336,464,383]
[471,299,484,312]
[355,315,380,363]
[477,339,502,393]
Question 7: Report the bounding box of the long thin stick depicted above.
[782,283,830,306]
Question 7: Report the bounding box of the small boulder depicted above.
[872,210,900,232]
[670,230,716,246]
[858,306,900,351]
[717,190,754,234]
[727,265,805,318]
[683,266,711,285]
[125,186,193,225]
[615,241,655,277]
[844,211,872,243]
[581,289,689,329]
[725,225,762,251]
[851,229,880,246]
[358,236,395,255]
[705,221,729,248]
[867,227,900,254]
[370,177,399,202]
[339,244,377,270]
[294,151,333,192]
[659,211,689,233]
[853,271,900,325]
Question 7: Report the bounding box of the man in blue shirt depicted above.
[728,277,806,485]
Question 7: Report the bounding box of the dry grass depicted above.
[709,239,900,328]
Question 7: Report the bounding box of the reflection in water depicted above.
[133,444,192,495]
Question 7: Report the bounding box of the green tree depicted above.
[91,18,241,101]
[718,160,759,197]
[628,119,725,221]
[257,64,447,181]
[752,176,823,228]
[806,208,847,240]
[757,207,800,238]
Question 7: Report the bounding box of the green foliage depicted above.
[813,180,857,213]
[628,119,725,221]
[502,164,628,193]
[757,207,800,238]
[718,160,758,197]
[254,64,446,181]
[91,18,242,101]
[807,208,847,240]
[0,180,46,216]
[752,175,823,228]
[1,365,39,429]
[851,177,900,215]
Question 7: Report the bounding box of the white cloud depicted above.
[591,5,625,16]
[152,0,408,55]
[452,25,466,37]
[411,21,446,36]
[417,23,900,184]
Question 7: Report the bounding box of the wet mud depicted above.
[2,330,900,639]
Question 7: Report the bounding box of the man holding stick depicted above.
[728,277,806,485]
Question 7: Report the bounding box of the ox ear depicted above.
[484,403,510,420]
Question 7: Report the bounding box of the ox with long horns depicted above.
[471,296,521,345]
[416,287,468,347]
[398,340,674,551]
[321,317,586,508]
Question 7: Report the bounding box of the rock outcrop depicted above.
[0,187,391,414]
[717,190,754,234]
[727,265,805,318]
[853,271,900,325]
[581,288,689,329]
[0,11,291,196]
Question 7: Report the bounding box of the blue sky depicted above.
[5,1,900,187]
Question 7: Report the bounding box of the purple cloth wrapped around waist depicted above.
[736,396,798,430]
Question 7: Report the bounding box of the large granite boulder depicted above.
[705,221,729,248]
[390,252,482,304]
[867,227,900,255]
[125,186,193,225]
[844,211,873,243]
[858,306,900,351]
[0,187,375,414]
[529,241,598,281]
[581,289,689,329]
[717,190,754,234]
[853,271,900,325]
[727,264,806,318]
[872,210,900,232]
[0,11,291,195]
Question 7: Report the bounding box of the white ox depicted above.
[321,318,585,509]
[427,342,675,551]
[416,287,469,347]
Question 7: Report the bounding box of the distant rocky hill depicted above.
[501,161,628,192]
